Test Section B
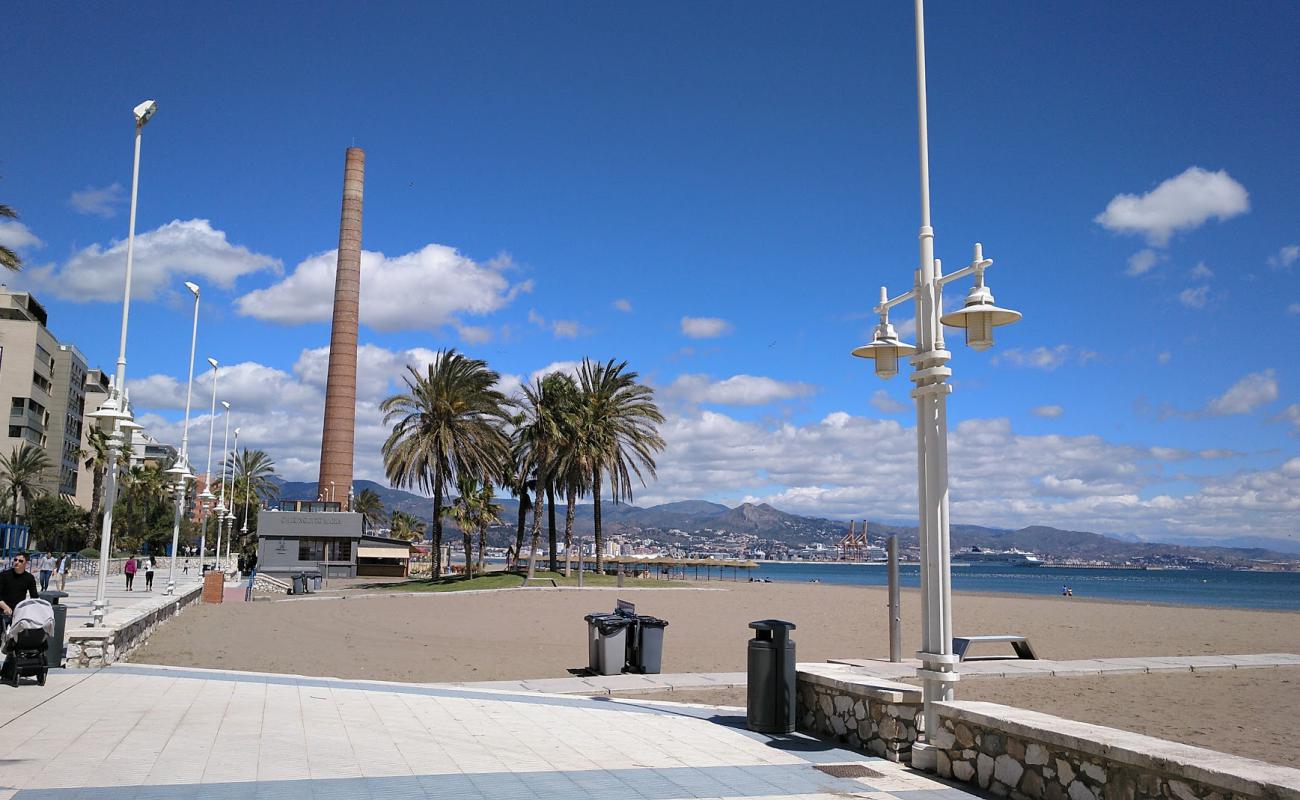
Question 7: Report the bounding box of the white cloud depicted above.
[1125,249,1161,277]
[870,390,909,415]
[667,374,815,407]
[68,183,125,218]
[1287,303,1300,315]
[992,345,1090,371]
[1095,167,1249,246]
[1207,369,1277,416]
[0,220,43,251]
[22,219,279,302]
[1030,405,1064,418]
[680,316,733,339]
[613,298,633,313]
[1189,262,1214,280]
[1157,351,1172,364]
[526,308,586,339]
[528,361,582,385]
[1268,245,1298,271]
[236,245,531,335]
[1279,403,1300,434]
[1177,285,1211,309]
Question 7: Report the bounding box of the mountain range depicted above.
[269,479,1300,565]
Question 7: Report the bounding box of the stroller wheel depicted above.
[37,669,46,686]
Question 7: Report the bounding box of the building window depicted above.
[7,426,19,438]
[297,538,352,562]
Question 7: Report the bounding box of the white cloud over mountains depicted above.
[237,244,531,336]
[128,345,1300,541]
[1095,167,1249,246]
[22,219,280,302]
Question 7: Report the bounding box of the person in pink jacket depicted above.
[124,555,137,591]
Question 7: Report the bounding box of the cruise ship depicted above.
[953,547,1044,567]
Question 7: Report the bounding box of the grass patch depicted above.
[375,570,692,593]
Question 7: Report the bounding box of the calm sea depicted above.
[749,562,1300,612]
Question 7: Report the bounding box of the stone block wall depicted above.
[931,701,1300,800]
[65,584,204,668]
[795,664,923,762]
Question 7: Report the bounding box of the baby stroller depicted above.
[2,598,54,687]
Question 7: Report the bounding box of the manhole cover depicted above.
[814,764,882,779]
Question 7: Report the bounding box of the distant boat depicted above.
[958,547,1044,567]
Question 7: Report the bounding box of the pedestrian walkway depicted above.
[54,568,206,629]
[0,663,979,799]
[450,652,1300,696]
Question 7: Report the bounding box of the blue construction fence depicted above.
[0,524,30,559]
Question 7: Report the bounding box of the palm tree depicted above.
[553,401,593,578]
[389,510,426,543]
[442,476,478,577]
[472,481,501,575]
[353,488,385,533]
[577,359,666,570]
[223,449,278,551]
[380,349,511,580]
[515,373,579,577]
[0,443,52,524]
[81,427,111,541]
[1,199,24,272]
[500,422,534,569]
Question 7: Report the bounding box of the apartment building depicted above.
[0,288,89,499]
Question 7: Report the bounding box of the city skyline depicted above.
[2,2,1298,545]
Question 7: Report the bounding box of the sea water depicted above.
[749,562,1300,611]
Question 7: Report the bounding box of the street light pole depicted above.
[851,0,1021,763]
[214,402,231,574]
[90,99,157,628]
[198,359,219,567]
[165,282,200,595]
[226,426,239,571]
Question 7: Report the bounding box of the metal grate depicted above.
[814,763,883,779]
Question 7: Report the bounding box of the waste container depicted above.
[308,572,323,591]
[291,573,307,595]
[38,591,68,669]
[747,619,797,733]
[594,615,632,675]
[583,613,616,673]
[631,616,668,674]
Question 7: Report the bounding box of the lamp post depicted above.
[198,358,219,567]
[851,0,1020,761]
[165,282,201,594]
[239,441,251,570]
[89,99,157,628]
[214,402,231,574]
[226,426,240,571]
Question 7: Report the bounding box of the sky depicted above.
[2,1,1298,549]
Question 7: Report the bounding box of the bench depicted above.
[952,635,1037,661]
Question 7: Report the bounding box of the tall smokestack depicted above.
[318,147,364,508]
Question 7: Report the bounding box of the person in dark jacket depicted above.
[0,552,40,626]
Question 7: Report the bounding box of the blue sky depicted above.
[3,2,1298,547]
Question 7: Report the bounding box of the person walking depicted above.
[124,555,137,591]
[145,556,156,592]
[36,553,54,593]
[56,552,70,591]
[0,553,40,630]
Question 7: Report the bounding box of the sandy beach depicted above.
[129,581,1300,765]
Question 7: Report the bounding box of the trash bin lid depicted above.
[39,590,68,602]
[637,615,668,628]
[748,619,796,632]
[595,617,632,634]
[584,612,616,623]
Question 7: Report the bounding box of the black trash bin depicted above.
[747,619,797,733]
[291,573,307,595]
[38,591,68,669]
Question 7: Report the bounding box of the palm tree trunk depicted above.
[477,523,486,575]
[526,478,544,579]
[564,486,576,578]
[593,468,603,571]
[513,482,527,570]
[431,466,444,581]
[88,468,103,543]
[546,483,557,572]
[462,528,473,579]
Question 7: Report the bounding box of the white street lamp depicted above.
[165,281,201,595]
[240,444,252,567]
[90,99,157,627]
[198,358,219,567]
[225,426,240,572]
[214,402,231,574]
[851,0,1021,765]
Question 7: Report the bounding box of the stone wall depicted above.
[796,664,923,762]
[931,701,1300,800]
[65,584,204,668]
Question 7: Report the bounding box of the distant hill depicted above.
[266,478,1297,566]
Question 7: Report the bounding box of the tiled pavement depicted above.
[0,664,981,800]
[452,653,1300,695]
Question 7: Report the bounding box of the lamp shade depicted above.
[939,284,1021,352]
[851,321,917,379]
